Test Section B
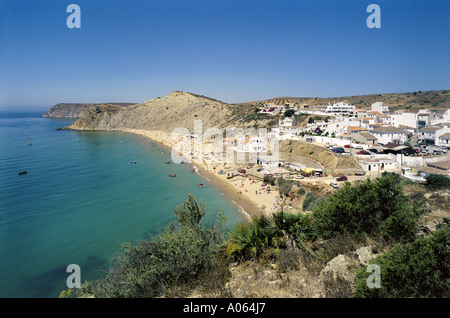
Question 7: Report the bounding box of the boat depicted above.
[165,161,171,164]
[169,174,176,177]
[130,160,137,164]
[18,171,28,175]
[198,183,206,188]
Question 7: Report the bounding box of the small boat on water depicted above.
[198,183,206,188]
[165,161,171,164]
[169,174,176,177]
[18,171,28,175]
[130,160,137,164]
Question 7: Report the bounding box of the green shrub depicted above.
[425,174,450,190]
[312,173,424,242]
[284,109,295,117]
[263,175,275,184]
[277,177,296,196]
[227,216,282,261]
[354,225,450,298]
[75,195,227,298]
[302,192,317,211]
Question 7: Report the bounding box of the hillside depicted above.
[42,103,136,118]
[60,89,450,133]
[237,89,450,114]
[66,91,237,132]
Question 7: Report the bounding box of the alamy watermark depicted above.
[66,4,81,29]
[366,264,381,289]
[66,264,81,289]
[367,4,381,29]
[65,4,380,30]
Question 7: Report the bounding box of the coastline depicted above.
[120,128,280,219]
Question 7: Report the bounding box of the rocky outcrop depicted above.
[65,91,236,133]
[317,245,382,297]
[42,103,135,118]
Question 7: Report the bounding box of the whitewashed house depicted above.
[270,126,302,140]
[437,132,450,147]
[370,126,408,145]
[417,109,432,127]
[360,159,398,174]
[431,109,450,126]
[388,112,418,129]
[256,155,286,172]
[418,126,441,145]
[258,103,284,116]
[236,135,267,152]
[371,102,390,115]
[279,116,296,127]
[325,102,355,115]
[349,108,367,118]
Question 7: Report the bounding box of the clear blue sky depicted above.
[1,0,449,110]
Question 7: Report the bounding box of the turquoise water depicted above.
[0,112,242,298]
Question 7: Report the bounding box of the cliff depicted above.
[42,103,136,118]
[65,91,236,132]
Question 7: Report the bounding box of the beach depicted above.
[121,128,280,219]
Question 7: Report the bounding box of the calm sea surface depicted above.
[0,112,242,298]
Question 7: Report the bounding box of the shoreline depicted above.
[119,128,280,219]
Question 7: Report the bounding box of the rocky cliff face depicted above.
[66,91,236,133]
[42,103,135,118]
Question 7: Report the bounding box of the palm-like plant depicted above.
[227,216,282,261]
[272,211,317,243]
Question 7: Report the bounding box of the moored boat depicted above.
[198,183,206,188]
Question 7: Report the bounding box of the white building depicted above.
[258,103,284,116]
[270,126,302,140]
[418,126,445,145]
[256,155,286,172]
[236,135,267,152]
[370,126,408,145]
[437,132,450,147]
[360,159,398,174]
[279,116,296,127]
[388,112,417,129]
[430,109,450,126]
[325,102,355,115]
[417,109,432,127]
[371,102,390,115]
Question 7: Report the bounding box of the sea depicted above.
[0,112,243,298]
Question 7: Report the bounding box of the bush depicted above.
[263,175,275,184]
[227,211,318,262]
[227,216,282,261]
[302,192,317,211]
[425,174,450,190]
[277,177,296,196]
[284,109,295,117]
[72,195,228,298]
[354,225,450,298]
[312,173,424,242]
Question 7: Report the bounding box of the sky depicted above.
[0,0,449,110]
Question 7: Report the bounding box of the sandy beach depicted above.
[121,128,280,219]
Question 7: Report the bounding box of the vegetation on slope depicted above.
[62,173,449,298]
